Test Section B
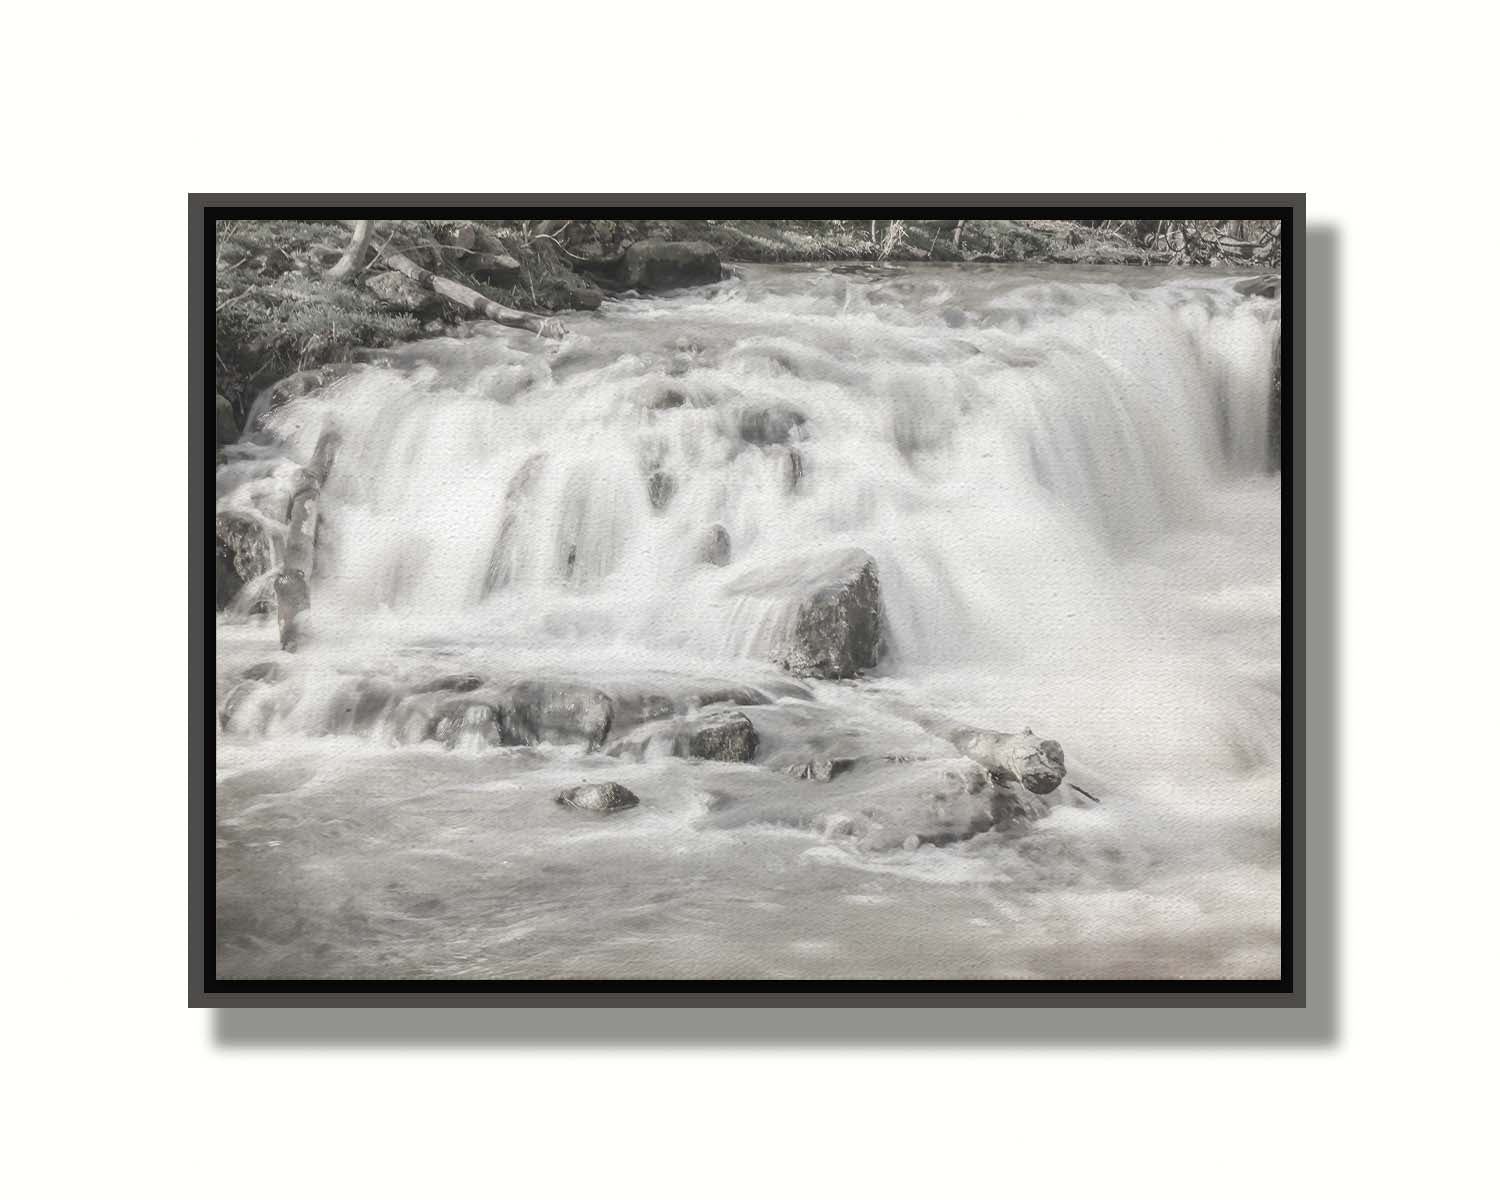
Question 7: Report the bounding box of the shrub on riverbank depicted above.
[213,216,1281,433]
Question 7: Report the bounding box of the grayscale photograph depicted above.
[210,212,1286,984]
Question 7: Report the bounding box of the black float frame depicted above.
[191,194,1305,1008]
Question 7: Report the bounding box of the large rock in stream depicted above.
[621,240,722,291]
[762,549,886,679]
[501,681,614,751]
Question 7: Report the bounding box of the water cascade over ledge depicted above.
[215,263,1282,981]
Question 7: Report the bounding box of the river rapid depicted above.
[215,262,1282,980]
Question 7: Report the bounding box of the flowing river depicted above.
[215,262,1282,980]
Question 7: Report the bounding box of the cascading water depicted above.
[216,263,1282,981]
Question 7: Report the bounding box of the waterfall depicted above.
[215,263,1282,981]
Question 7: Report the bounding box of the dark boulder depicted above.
[772,551,885,679]
[502,681,614,750]
[678,710,758,762]
[739,404,806,447]
[215,510,281,611]
[621,240,722,291]
[215,394,239,447]
[538,265,604,311]
[556,781,640,815]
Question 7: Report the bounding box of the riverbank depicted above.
[213,217,1282,439]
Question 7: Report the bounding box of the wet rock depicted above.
[215,510,281,611]
[621,240,721,291]
[537,265,604,311]
[433,700,503,750]
[646,469,676,511]
[251,363,358,432]
[738,404,806,447]
[215,394,239,447]
[218,679,268,732]
[365,270,443,315]
[771,551,885,679]
[650,384,688,410]
[1233,273,1280,299]
[699,524,732,566]
[692,684,775,708]
[502,681,614,750]
[783,757,857,782]
[556,781,640,815]
[679,710,758,762]
[412,673,485,695]
[273,568,310,652]
[609,690,677,731]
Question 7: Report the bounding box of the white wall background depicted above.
[6,3,1496,1196]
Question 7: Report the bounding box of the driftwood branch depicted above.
[383,250,564,338]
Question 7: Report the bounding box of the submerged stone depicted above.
[699,524,732,566]
[738,404,806,447]
[556,781,640,814]
[502,681,614,750]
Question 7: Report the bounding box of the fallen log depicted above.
[275,429,340,652]
[882,701,1068,795]
[383,250,564,338]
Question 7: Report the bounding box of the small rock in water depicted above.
[739,404,806,447]
[699,524,732,567]
[434,701,503,750]
[680,711,758,763]
[647,469,677,511]
[783,757,856,782]
[556,781,640,815]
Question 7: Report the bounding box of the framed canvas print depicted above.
[193,195,1302,1007]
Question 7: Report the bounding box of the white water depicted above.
[215,263,1281,980]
